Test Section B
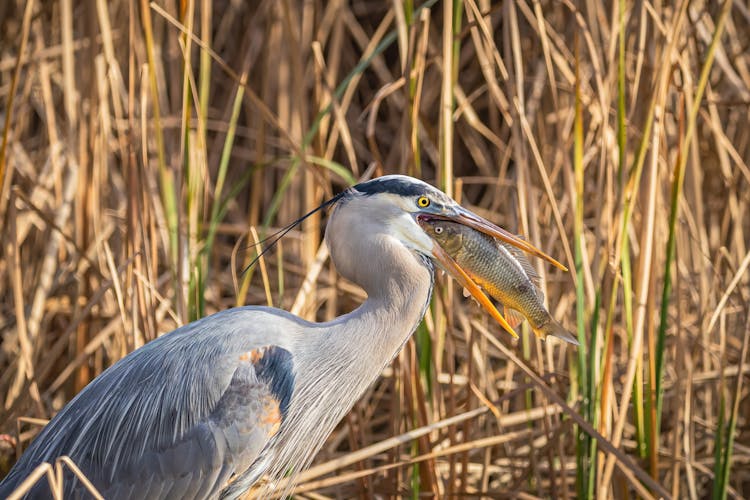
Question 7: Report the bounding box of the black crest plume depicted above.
[241,190,347,276]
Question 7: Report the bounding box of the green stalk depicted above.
[616,0,627,187]
[624,250,647,442]
[204,76,246,288]
[715,317,750,499]
[303,156,357,185]
[615,0,647,460]
[712,378,727,500]
[415,320,432,399]
[586,290,601,499]
[404,0,413,25]
[194,0,212,318]
[623,246,647,458]
[414,0,434,393]
[717,404,740,498]
[572,36,592,498]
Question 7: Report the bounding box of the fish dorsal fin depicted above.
[499,240,544,299]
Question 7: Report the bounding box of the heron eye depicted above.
[434,226,443,234]
[417,196,431,208]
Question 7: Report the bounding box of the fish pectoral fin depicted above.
[477,289,525,329]
[503,307,526,329]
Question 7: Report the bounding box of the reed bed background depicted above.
[1,0,749,498]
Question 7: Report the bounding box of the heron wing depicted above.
[0,308,300,500]
[100,345,294,500]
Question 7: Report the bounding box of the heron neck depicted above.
[298,239,435,390]
[325,244,433,364]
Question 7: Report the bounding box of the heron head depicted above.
[324,175,566,335]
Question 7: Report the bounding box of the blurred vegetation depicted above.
[1,0,749,498]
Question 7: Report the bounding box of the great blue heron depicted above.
[0,175,569,499]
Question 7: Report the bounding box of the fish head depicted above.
[416,217,465,254]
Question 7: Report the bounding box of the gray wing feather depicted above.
[0,308,298,500]
[102,345,292,499]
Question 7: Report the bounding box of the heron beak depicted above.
[443,207,568,272]
[429,242,519,339]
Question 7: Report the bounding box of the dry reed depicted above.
[1,1,749,498]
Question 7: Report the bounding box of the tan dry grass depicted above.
[0,0,749,498]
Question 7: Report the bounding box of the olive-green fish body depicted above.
[423,219,577,344]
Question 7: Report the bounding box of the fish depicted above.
[419,217,578,345]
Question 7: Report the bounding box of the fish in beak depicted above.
[439,207,568,272]
[418,209,571,342]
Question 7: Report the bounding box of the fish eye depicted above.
[434,226,443,234]
[417,196,431,208]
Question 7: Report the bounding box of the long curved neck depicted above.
[312,235,434,384]
[324,242,433,369]
[265,237,433,489]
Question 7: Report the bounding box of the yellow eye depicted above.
[417,196,430,208]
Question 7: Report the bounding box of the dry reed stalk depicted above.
[0,0,34,222]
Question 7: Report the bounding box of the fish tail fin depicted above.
[533,320,579,346]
